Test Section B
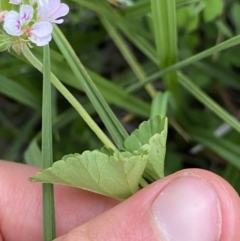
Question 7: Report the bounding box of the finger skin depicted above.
[0,161,119,241]
[54,169,240,241]
[0,161,240,241]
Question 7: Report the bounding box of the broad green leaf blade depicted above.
[124,115,168,180]
[142,133,167,181]
[30,150,148,200]
[124,115,167,151]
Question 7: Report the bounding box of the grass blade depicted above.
[0,74,41,110]
[100,16,156,97]
[22,48,116,150]
[179,72,240,134]
[42,45,56,241]
[151,0,180,111]
[128,34,240,92]
[189,128,240,169]
[53,25,128,149]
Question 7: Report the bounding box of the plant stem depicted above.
[22,48,116,150]
[53,25,128,149]
[42,44,56,241]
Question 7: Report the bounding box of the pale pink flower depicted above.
[3,5,53,46]
[37,0,69,24]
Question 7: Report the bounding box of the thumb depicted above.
[54,169,240,241]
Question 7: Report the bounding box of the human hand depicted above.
[0,160,239,241]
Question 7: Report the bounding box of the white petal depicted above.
[47,0,61,14]
[49,3,69,23]
[37,0,49,19]
[30,21,53,37]
[20,5,33,25]
[3,11,23,36]
[37,0,60,19]
[29,34,52,46]
[37,0,69,23]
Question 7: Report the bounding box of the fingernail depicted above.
[151,176,222,241]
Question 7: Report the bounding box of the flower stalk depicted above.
[42,44,56,241]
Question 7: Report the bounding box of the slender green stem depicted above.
[22,48,116,150]
[53,25,128,149]
[42,45,56,241]
[42,184,55,241]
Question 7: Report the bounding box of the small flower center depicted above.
[25,26,32,36]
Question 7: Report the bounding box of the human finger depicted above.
[0,160,119,241]
[53,168,240,241]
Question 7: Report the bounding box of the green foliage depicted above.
[125,115,168,181]
[30,150,148,200]
[30,115,168,199]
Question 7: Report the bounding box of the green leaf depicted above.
[202,0,224,22]
[30,150,148,200]
[124,115,168,180]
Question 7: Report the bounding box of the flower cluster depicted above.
[0,0,69,50]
